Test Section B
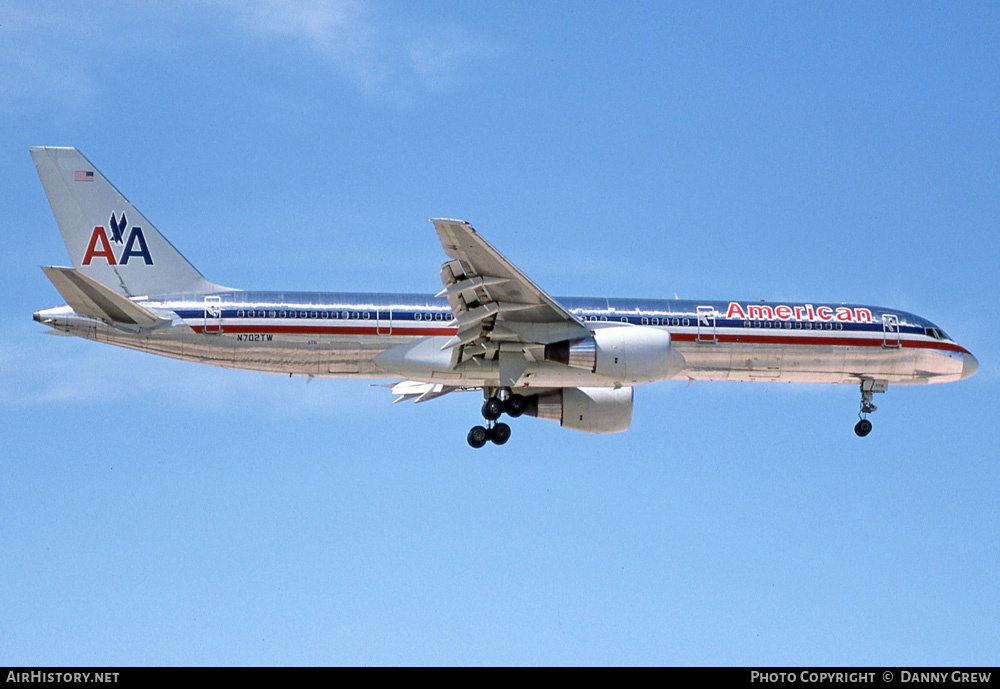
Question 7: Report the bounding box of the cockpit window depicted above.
[924,327,950,341]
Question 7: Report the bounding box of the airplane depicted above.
[30,146,978,448]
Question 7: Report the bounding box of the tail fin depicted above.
[30,146,223,297]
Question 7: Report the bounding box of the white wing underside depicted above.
[389,380,463,403]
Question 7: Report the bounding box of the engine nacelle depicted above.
[545,326,684,384]
[526,386,633,434]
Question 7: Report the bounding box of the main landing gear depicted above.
[467,389,527,448]
[854,379,887,437]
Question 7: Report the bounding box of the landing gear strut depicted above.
[854,379,886,437]
[467,389,526,448]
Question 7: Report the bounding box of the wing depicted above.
[388,380,462,403]
[431,218,589,386]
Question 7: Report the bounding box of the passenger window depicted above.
[641,317,649,325]
[682,318,689,326]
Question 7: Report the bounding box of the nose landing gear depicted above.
[854,379,887,437]
[468,389,526,448]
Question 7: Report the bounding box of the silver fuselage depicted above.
[34,291,978,388]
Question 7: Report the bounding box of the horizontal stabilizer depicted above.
[41,266,162,326]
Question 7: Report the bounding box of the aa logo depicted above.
[82,213,153,266]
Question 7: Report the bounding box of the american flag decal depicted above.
[74,170,94,182]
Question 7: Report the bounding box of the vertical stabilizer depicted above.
[30,146,223,297]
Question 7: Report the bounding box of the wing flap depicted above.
[435,275,510,299]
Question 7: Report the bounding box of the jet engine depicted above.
[544,326,684,385]
[524,386,633,434]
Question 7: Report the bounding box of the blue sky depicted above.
[2,1,998,666]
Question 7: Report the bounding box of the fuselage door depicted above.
[377,307,392,336]
[696,305,717,343]
[882,313,901,348]
[204,295,223,335]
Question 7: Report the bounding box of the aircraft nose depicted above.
[961,352,979,380]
